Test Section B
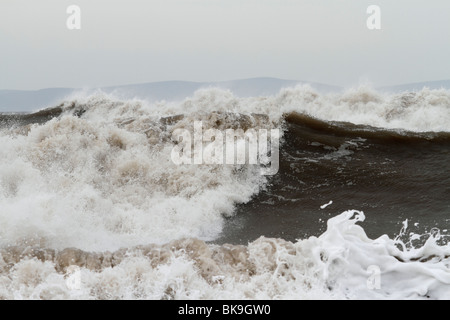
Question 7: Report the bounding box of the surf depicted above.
[0,85,450,299]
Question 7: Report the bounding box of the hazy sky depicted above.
[1,0,450,90]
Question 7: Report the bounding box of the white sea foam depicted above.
[1,211,449,300]
[1,86,450,299]
[60,84,450,132]
[0,115,268,251]
[277,85,450,132]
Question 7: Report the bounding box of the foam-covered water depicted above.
[0,111,270,250]
[1,211,450,300]
[1,85,450,299]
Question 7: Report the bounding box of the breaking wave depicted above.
[1,84,450,299]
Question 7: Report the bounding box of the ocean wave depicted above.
[1,87,450,250]
[1,86,450,299]
[1,211,449,300]
[3,84,450,132]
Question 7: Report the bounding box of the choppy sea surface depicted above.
[1,85,450,299]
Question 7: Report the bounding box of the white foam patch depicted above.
[321,201,333,209]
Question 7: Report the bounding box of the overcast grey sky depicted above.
[1,0,449,90]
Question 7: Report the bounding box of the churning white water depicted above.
[1,85,450,299]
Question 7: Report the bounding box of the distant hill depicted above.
[104,78,341,101]
[0,78,340,113]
